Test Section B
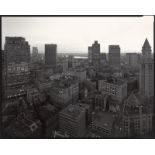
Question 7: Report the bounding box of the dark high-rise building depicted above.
[88,41,100,66]
[4,37,30,99]
[5,37,30,63]
[109,45,120,67]
[45,44,57,68]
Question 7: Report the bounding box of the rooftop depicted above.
[92,112,114,130]
[102,78,126,86]
[51,75,78,89]
[109,45,120,49]
[60,104,85,119]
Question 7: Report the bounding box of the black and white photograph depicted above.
[0,16,154,139]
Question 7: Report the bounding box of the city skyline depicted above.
[1,16,154,139]
[2,16,154,53]
[2,32,154,138]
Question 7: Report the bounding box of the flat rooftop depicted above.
[92,112,114,130]
[102,78,126,86]
[60,104,85,119]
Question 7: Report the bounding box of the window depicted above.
[148,64,152,70]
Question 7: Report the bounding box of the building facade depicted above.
[126,53,140,68]
[88,41,100,67]
[90,112,114,137]
[4,37,31,99]
[69,68,86,83]
[5,37,30,63]
[98,78,127,102]
[59,104,86,137]
[62,57,68,73]
[48,75,79,108]
[88,46,92,64]
[109,45,120,67]
[122,92,153,137]
[100,53,107,64]
[7,62,30,87]
[139,39,154,98]
[45,44,57,68]
[31,47,40,63]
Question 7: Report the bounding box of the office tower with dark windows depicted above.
[5,37,30,63]
[109,45,120,67]
[59,104,86,137]
[122,92,153,137]
[88,41,100,67]
[45,44,57,68]
[139,39,154,98]
[4,37,31,99]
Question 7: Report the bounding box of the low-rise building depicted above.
[98,78,127,102]
[48,75,79,108]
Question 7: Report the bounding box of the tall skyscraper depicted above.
[109,45,120,67]
[88,41,100,66]
[45,44,57,68]
[139,39,154,98]
[126,53,140,68]
[5,37,30,63]
[4,37,30,98]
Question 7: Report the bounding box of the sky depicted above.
[2,16,154,53]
